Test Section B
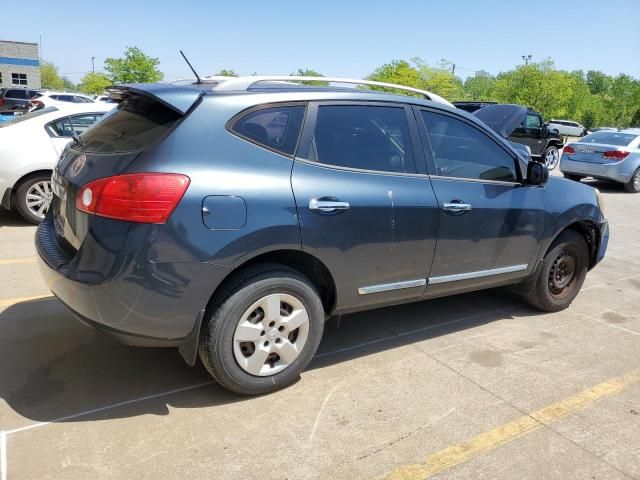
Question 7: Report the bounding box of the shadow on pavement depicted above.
[0,289,538,426]
[0,209,32,228]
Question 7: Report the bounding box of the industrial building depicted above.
[0,40,41,89]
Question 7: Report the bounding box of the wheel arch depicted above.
[8,169,53,210]
[208,249,337,317]
[549,220,600,269]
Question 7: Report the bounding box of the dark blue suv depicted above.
[36,77,609,395]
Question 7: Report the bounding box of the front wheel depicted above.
[15,173,52,224]
[519,230,589,312]
[198,265,325,395]
[624,168,640,193]
[543,146,560,170]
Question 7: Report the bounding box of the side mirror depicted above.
[526,161,549,186]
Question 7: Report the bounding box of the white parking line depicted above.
[1,430,7,480]
[582,272,640,291]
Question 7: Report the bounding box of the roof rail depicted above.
[209,76,453,107]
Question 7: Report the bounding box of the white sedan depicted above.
[0,103,113,223]
[30,90,96,109]
[546,120,587,137]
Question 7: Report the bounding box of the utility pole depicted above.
[440,58,456,75]
[521,54,532,65]
[38,32,43,61]
[91,56,95,74]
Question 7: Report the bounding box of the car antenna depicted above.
[180,50,202,84]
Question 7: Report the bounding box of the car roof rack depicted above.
[208,76,453,107]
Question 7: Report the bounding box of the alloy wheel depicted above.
[545,149,559,169]
[25,180,52,219]
[233,293,310,377]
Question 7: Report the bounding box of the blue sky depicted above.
[3,0,639,83]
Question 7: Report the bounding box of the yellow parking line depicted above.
[0,257,37,266]
[0,294,54,308]
[385,367,640,480]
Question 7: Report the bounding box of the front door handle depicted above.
[443,200,472,215]
[309,198,350,213]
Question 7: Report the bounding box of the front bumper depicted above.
[560,158,634,183]
[35,215,229,351]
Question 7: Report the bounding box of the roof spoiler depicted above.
[105,83,203,115]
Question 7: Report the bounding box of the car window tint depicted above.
[70,114,101,135]
[232,105,305,156]
[49,117,74,137]
[422,111,517,182]
[310,105,414,173]
[77,93,182,153]
[525,114,541,128]
[59,95,75,103]
[6,89,26,99]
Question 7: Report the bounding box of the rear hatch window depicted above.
[76,94,182,153]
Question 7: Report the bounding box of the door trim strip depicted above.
[358,279,427,295]
[428,264,528,285]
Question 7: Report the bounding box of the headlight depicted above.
[595,188,606,218]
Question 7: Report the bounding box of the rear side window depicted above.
[77,94,181,153]
[5,89,27,99]
[422,111,517,182]
[309,105,415,173]
[231,105,305,156]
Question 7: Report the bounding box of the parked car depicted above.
[560,129,640,192]
[94,94,119,104]
[547,119,587,137]
[0,103,114,223]
[474,104,565,169]
[29,91,95,109]
[587,127,617,134]
[36,78,608,395]
[0,87,40,110]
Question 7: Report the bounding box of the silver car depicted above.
[560,129,640,192]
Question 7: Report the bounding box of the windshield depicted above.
[473,104,527,138]
[0,107,58,128]
[580,131,637,147]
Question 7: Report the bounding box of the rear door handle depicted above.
[443,200,472,214]
[309,198,350,213]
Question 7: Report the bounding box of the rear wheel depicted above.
[198,265,325,395]
[520,230,589,312]
[543,146,560,170]
[15,173,52,224]
[624,168,640,193]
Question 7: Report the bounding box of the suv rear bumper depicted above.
[35,215,229,353]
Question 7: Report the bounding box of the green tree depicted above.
[78,72,112,95]
[215,69,238,77]
[463,71,495,101]
[40,61,66,90]
[291,68,327,85]
[366,59,423,93]
[586,70,612,95]
[104,47,163,84]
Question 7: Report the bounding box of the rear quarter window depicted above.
[230,105,305,156]
[76,94,182,153]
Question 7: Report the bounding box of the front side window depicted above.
[422,111,517,182]
[231,105,305,156]
[70,114,102,135]
[11,73,27,86]
[525,114,541,129]
[309,105,414,173]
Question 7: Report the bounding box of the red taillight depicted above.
[76,173,190,224]
[29,100,44,107]
[563,145,575,155]
[602,150,630,161]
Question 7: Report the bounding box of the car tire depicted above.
[519,230,589,312]
[624,168,640,193]
[198,264,325,395]
[543,146,560,170]
[15,173,53,225]
[563,174,583,182]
